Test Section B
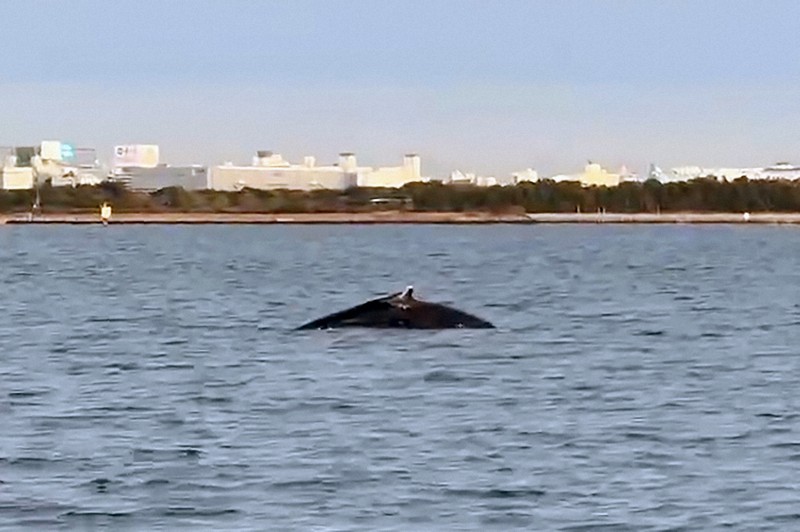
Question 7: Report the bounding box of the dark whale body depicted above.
[297,287,494,330]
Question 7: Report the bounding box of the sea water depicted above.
[1,224,799,530]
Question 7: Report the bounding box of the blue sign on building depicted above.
[61,143,76,161]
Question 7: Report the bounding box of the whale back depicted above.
[296,290,494,330]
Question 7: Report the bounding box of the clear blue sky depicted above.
[2,0,800,176]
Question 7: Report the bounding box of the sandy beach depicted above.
[4,211,800,225]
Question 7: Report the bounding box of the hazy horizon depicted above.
[3,0,800,177]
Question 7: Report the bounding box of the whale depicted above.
[296,286,495,330]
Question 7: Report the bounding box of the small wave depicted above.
[142,478,171,487]
[103,361,140,371]
[131,447,202,462]
[49,345,73,354]
[560,522,637,532]
[159,507,239,517]
[623,431,665,443]
[757,412,798,421]
[193,394,234,405]
[446,487,546,499]
[766,513,800,523]
[272,478,338,489]
[58,510,133,519]
[424,370,463,382]
[161,338,189,346]
[8,389,51,398]
[769,441,800,450]
[86,316,140,324]
[79,477,123,493]
[634,329,665,336]
[2,456,61,468]
[146,363,194,370]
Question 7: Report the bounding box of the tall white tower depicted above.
[403,153,421,181]
[339,152,357,172]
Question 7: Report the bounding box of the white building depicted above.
[548,173,580,183]
[114,144,160,168]
[35,141,106,186]
[445,170,500,186]
[210,152,357,191]
[761,162,800,180]
[111,144,206,190]
[581,163,621,187]
[446,170,475,185]
[1,146,35,189]
[618,165,640,182]
[357,154,422,187]
[545,163,621,187]
[209,152,422,191]
[475,175,498,187]
[653,162,800,182]
[667,166,762,181]
[511,168,539,184]
[111,165,208,191]
[0,166,35,190]
[0,141,105,188]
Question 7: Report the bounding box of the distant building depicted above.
[548,173,580,183]
[545,163,620,186]
[475,175,498,187]
[357,154,422,187]
[0,165,35,189]
[114,144,160,168]
[581,163,621,187]
[761,162,800,180]
[446,170,475,185]
[1,146,36,189]
[1,141,106,188]
[618,165,640,182]
[674,166,762,181]
[210,152,356,191]
[444,170,500,186]
[111,165,208,191]
[651,165,763,182]
[209,152,422,191]
[511,168,539,184]
[651,162,800,182]
[110,144,206,190]
[36,141,106,186]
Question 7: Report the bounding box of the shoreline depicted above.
[4,211,800,225]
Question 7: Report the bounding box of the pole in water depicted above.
[100,202,112,226]
[30,176,41,221]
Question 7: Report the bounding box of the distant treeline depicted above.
[3,177,800,214]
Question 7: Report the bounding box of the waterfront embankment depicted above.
[4,211,800,224]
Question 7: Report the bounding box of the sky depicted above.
[3,0,800,177]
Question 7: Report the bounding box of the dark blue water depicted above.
[1,224,799,530]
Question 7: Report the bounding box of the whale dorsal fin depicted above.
[393,286,415,309]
